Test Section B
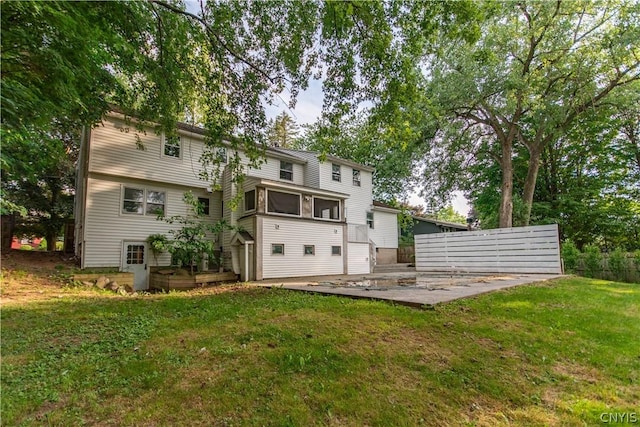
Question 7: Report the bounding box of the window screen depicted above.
[267,191,300,215]
[244,190,256,212]
[313,198,340,220]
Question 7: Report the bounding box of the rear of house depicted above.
[75,113,400,289]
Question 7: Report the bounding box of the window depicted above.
[366,211,374,228]
[331,246,342,256]
[267,190,300,216]
[280,161,293,181]
[332,163,341,182]
[126,244,145,265]
[352,169,361,186]
[163,134,181,158]
[272,243,284,255]
[244,190,256,212]
[313,197,340,220]
[197,197,210,215]
[217,147,227,164]
[123,187,144,214]
[122,187,165,216]
[304,245,315,255]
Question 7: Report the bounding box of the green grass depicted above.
[2,277,639,426]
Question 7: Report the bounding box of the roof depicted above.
[247,176,350,198]
[372,200,401,213]
[412,215,467,230]
[277,148,375,172]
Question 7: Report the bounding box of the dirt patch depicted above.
[1,249,77,272]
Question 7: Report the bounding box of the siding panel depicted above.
[347,242,370,274]
[83,176,220,268]
[369,210,398,249]
[262,217,344,278]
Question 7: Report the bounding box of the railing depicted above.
[348,223,369,243]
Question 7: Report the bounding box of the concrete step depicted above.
[373,263,416,273]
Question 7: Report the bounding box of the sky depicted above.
[265,81,471,217]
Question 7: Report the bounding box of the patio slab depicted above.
[260,273,563,308]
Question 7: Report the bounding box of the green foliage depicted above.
[146,234,169,267]
[608,248,627,279]
[434,205,466,224]
[19,245,33,251]
[582,245,603,278]
[266,112,300,148]
[635,250,640,272]
[561,240,581,273]
[159,192,230,274]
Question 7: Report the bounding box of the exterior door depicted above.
[122,241,148,290]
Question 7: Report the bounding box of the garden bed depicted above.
[150,271,238,291]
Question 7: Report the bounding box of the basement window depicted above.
[331,246,342,256]
[304,245,315,255]
[272,243,284,255]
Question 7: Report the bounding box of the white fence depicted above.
[415,224,562,274]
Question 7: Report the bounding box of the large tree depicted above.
[266,112,300,148]
[420,0,640,227]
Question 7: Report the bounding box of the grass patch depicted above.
[2,277,639,425]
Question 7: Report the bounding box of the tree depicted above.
[266,112,300,148]
[433,205,466,224]
[421,0,640,227]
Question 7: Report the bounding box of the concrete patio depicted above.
[255,272,564,308]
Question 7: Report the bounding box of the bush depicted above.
[582,244,602,278]
[19,244,33,251]
[608,247,626,280]
[635,250,640,272]
[561,240,580,273]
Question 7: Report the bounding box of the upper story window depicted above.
[217,147,227,164]
[366,211,374,228]
[313,197,340,221]
[123,187,165,216]
[244,190,256,212]
[352,169,361,186]
[280,161,293,181]
[163,134,181,158]
[332,163,341,182]
[267,190,300,216]
[197,197,210,216]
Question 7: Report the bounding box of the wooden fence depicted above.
[415,224,562,274]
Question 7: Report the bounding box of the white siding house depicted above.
[75,113,399,287]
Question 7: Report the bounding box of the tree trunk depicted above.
[46,230,56,251]
[499,139,513,228]
[522,146,543,226]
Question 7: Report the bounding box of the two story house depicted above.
[74,112,399,290]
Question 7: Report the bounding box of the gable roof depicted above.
[412,215,467,230]
[372,200,401,213]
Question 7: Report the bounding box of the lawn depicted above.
[1,267,639,426]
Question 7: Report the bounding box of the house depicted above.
[74,112,399,290]
[408,216,468,236]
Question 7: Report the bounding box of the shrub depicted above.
[608,248,626,281]
[19,244,33,251]
[635,250,640,272]
[147,234,168,266]
[561,240,580,273]
[582,244,602,278]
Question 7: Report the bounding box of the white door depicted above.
[122,241,148,290]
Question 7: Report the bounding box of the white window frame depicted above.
[366,211,374,229]
[331,246,342,256]
[304,245,315,256]
[121,186,166,216]
[197,196,210,216]
[271,243,285,255]
[244,189,256,213]
[352,169,361,186]
[217,147,227,164]
[332,163,341,182]
[266,189,301,217]
[162,133,182,159]
[280,161,293,181]
[312,196,341,222]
